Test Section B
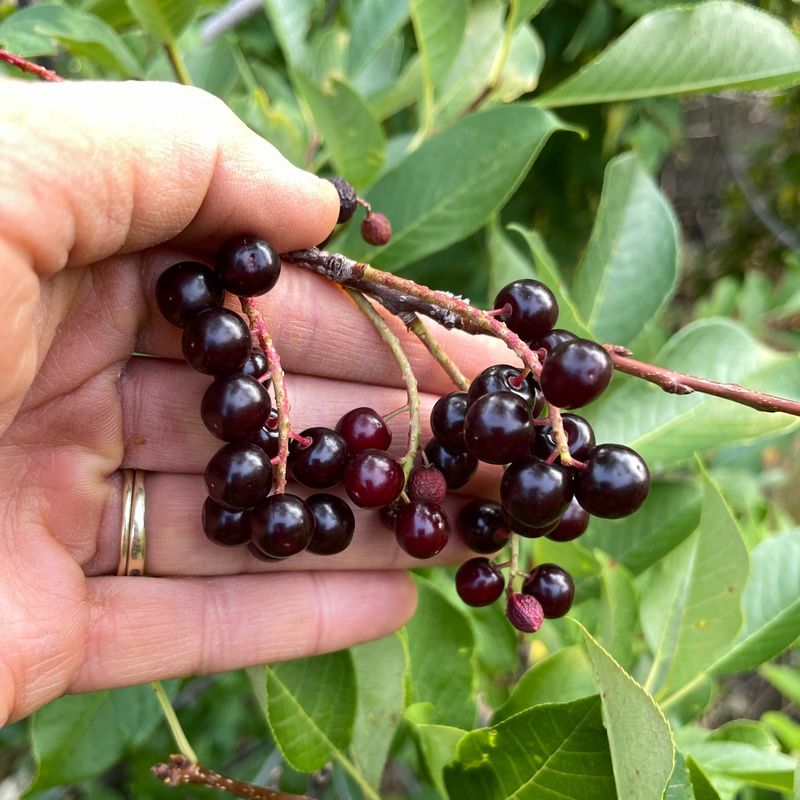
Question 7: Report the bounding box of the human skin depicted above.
[0,78,509,726]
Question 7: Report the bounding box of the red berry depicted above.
[344,449,405,508]
[335,407,392,453]
[394,502,450,559]
[407,465,447,504]
[361,212,392,246]
[522,564,575,618]
[540,339,612,409]
[455,558,505,606]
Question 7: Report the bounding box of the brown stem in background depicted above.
[152,755,307,800]
[0,49,63,81]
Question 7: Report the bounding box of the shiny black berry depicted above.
[500,456,573,528]
[250,409,279,457]
[288,427,350,489]
[532,413,596,462]
[205,442,273,510]
[501,507,559,539]
[540,339,612,409]
[424,439,478,490]
[431,391,469,452]
[467,364,544,415]
[455,558,505,606]
[201,373,271,441]
[156,261,224,328]
[575,444,650,518]
[494,279,558,343]
[250,494,314,557]
[457,500,509,553]
[202,498,250,546]
[464,392,533,465]
[306,493,355,555]
[522,564,575,618]
[216,235,280,297]
[532,328,577,354]
[241,347,269,380]
[182,308,251,375]
[546,497,589,542]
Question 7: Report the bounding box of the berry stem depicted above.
[606,345,800,416]
[151,682,198,763]
[506,535,520,599]
[0,49,64,81]
[406,314,470,391]
[164,42,193,86]
[545,405,586,469]
[152,755,308,799]
[240,298,290,493]
[344,288,421,476]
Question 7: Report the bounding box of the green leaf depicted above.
[493,645,596,723]
[508,225,594,339]
[641,463,749,699]
[579,625,674,800]
[405,707,466,798]
[572,153,679,345]
[29,686,161,791]
[444,696,617,800]
[762,711,800,752]
[760,663,800,706]
[293,72,385,188]
[0,5,140,75]
[538,1,800,108]
[262,0,315,67]
[586,319,800,470]
[583,480,702,576]
[712,529,800,674]
[685,757,722,800]
[350,635,406,789]
[402,578,476,729]
[348,0,410,77]
[264,651,357,772]
[486,217,538,303]
[125,0,197,44]
[595,554,638,669]
[665,752,695,800]
[339,104,563,269]
[411,0,467,93]
[512,0,550,27]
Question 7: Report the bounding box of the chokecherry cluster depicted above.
[153,176,650,636]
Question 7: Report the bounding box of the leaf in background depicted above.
[262,0,315,68]
[685,757,722,800]
[367,55,424,121]
[595,554,638,669]
[402,578,476,729]
[486,216,538,303]
[511,0,550,27]
[405,705,466,798]
[411,0,466,94]
[29,686,162,791]
[125,0,198,44]
[0,5,139,75]
[538,1,800,107]
[293,72,385,188]
[762,711,800,753]
[760,663,800,706]
[444,695,617,800]
[534,537,601,600]
[665,752,695,800]
[493,645,596,723]
[580,624,674,800]
[468,600,519,676]
[572,153,679,345]
[350,635,406,789]
[641,463,749,700]
[264,651,356,772]
[507,225,594,339]
[339,105,563,269]
[348,0,410,77]
[712,529,800,674]
[583,480,702,576]
[185,37,239,98]
[586,319,800,470]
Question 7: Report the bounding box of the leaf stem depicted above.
[151,682,198,763]
[407,314,470,391]
[164,42,193,86]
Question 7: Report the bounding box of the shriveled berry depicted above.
[306,493,355,555]
[361,212,392,246]
[540,339,612,409]
[500,456,573,528]
[241,347,269,380]
[156,261,224,327]
[335,407,392,453]
[328,177,358,224]
[522,564,575,618]
[431,392,469,452]
[202,498,250,546]
[546,497,589,542]
[394,502,450,559]
[250,494,314,557]
[424,439,478,490]
[467,364,544,416]
[455,558,505,606]
[216,235,281,297]
[345,449,405,508]
[288,427,350,489]
[407,465,447,504]
[532,413,596,462]
[494,279,558,343]
[464,392,533,465]
[575,444,650,518]
[201,373,271,441]
[182,308,251,375]
[506,592,544,633]
[457,500,509,553]
[205,442,272,510]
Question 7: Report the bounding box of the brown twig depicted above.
[152,755,308,800]
[0,49,63,81]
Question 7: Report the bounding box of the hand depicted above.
[0,78,507,726]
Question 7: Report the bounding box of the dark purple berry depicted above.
[457,500,509,553]
[288,427,350,489]
[247,541,284,561]
[201,373,271,441]
[379,501,403,532]
[532,413,596,462]
[205,442,273,510]
[328,177,358,224]
[464,392,533,465]
[361,212,392,246]
[546,497,590,542]
[502,507,559,539]
[532,328,577,354]
[241,347,269,380]
[250,410,279,457]
[306,493,355,555]
[344,449,405,508]
[467,364,544,416]
[202,498,250,546]
[455,558,505,606]
[394,502,450,559]
[182,308,251,375]
[216,235,280,297]
[500,456,573,528]
[494,279,558,343]
[540,339,612,409]
[431,392,469,452]
[335,407,392,453]
[156,261,224,328]
[522,564,575,618]
[575,444,650,518]
[424,439,478,490]
[250,494,314,557]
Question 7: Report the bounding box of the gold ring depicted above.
[117,469,146,576]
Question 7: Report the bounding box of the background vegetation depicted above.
[2,1,800,798]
